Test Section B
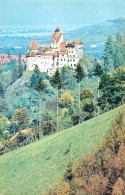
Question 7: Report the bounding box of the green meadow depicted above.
[0,105,124,195]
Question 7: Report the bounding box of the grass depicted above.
[0,105,124,195]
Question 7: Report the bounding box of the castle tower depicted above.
[51,26,64,51]
[75,39,83,59]
[30,39,38,54]
[55,26,60,32]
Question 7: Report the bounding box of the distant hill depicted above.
[0,17,125,58]
[65,17,125,58]
[0,105,124,195]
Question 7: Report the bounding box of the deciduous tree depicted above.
[59,91,74,108]
[11,107,29,131]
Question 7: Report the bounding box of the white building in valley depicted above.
[26,27,83,75]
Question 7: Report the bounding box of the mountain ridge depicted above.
[65,17,125,58]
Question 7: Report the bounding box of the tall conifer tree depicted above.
[51,68,62,132]
[35,78,46,131]
[75,63,85,123]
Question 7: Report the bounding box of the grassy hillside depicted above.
[0,105,124,195]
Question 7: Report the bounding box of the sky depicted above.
[0,0,125,27]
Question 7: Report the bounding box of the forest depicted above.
[0,32,125,155]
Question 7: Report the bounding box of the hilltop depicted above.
[0,105,124,195]
[65,17,125,58]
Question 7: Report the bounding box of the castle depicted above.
[26,27,83,75]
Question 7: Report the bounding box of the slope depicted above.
[65,17,125,58]
[0,105,124,195]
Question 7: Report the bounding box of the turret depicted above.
[30,39,38,54]
[55,26,60,33]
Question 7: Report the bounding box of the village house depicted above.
[0,54,26,65]
[26,27,83,75]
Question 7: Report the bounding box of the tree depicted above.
[93,63,103,115]
[0,115,10,136]
[93,63,103,77]
[74,63,85,123]
[61,66,77,90]
[19,52,21,65]
[42,112,56,136]
[71,107,83,126]
[0,82,4,98]
[18,65,23,78]
[81,99,95,120]
[103,36,115,73]
[80,88,94,101]
[114,33,124,70]
[51,68,62,132]
[103,33,125,72]
[80,88,95,120]
[98,67,125,111]
[11,68,18,83]
[59,91,74,108]
[35,78,46,131]
[30,65,40,88]
[0,99,7,113]
[11,107,29,131]
[114,67,125,105]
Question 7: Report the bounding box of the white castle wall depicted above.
[26,29,83,75]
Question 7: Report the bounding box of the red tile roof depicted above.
[66,42,75,47]
[21,55,26,59]
[59,42,68,54]
[0,54,8,58]
[0,53,25,64]
[30,51,37,57]
[0,55,11,64]
[0,59,11,64]
[59,52,68,54]
[10,128,32,141]
[56,26,60,31]
[60,42,67,52]
[75,39,83,45]
[31,39,38,50]
[54,51,59,57]
[10,55,19,60]
[37,51,41,55]
[51,32,62,43]
[41,52,53,56]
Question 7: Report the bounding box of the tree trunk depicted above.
[79,77,80,124]
[97,77,100,115]
[39,93,42,138]
[57,86,59,132]
[13,124,15,135]
[121,94,124,105]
